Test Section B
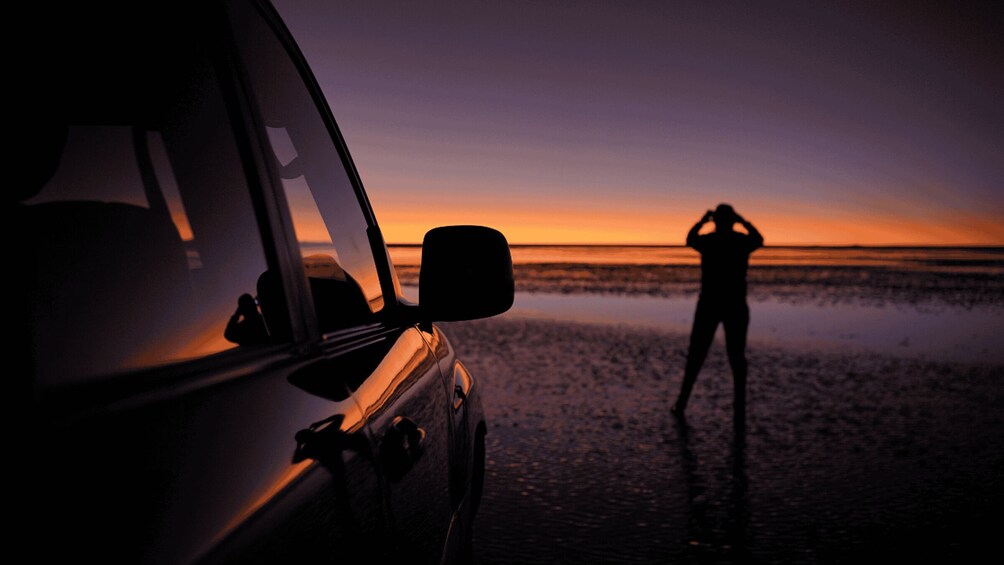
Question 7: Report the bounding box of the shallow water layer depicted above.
[404,286,1004,364]
[511,293,1004,364]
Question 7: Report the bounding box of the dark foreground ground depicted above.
[442,317,1004,564]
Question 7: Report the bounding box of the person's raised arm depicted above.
[687,210,714,248]
[735,212,764,250]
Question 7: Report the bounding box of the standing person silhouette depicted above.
[671,204,763,421]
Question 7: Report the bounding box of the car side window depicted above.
[228,0,385,333]
[22,9,279,385]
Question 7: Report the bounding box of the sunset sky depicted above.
[274,0,1003,245]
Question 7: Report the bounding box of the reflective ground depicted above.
[444,317,1004,563]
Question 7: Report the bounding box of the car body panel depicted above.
[25,0,488,562]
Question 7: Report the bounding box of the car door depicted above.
[226,0,455,560]
[346,326,456,560]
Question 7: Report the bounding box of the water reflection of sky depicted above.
[407,286,1003,364]
[518,293,1004,364]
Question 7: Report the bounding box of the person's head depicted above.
[238,293,258,312]
[713,203,738,231]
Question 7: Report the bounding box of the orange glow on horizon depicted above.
[369,200,1004,246]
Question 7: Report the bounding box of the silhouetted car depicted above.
[19,1,513,562]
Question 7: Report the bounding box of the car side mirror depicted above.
[419,225,514,321]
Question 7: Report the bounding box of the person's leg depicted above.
[674,299,719,414]
[723,301,750,421]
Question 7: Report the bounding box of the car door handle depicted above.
[292,414,365,464]
[388,416,426,458]
[382,416,426,481]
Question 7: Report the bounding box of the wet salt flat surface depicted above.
[442,318,1004,564]
[389,245,1004,271]
[399,250,1003,561]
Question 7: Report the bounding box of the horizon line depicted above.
[385,242,1004,249]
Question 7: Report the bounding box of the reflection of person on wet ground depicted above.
[224,293,269,346]
[674,416,749,560]
[672,204,763,422]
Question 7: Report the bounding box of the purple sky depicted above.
[272,0,1003,244]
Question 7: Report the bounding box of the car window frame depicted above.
[229,0,405,342]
